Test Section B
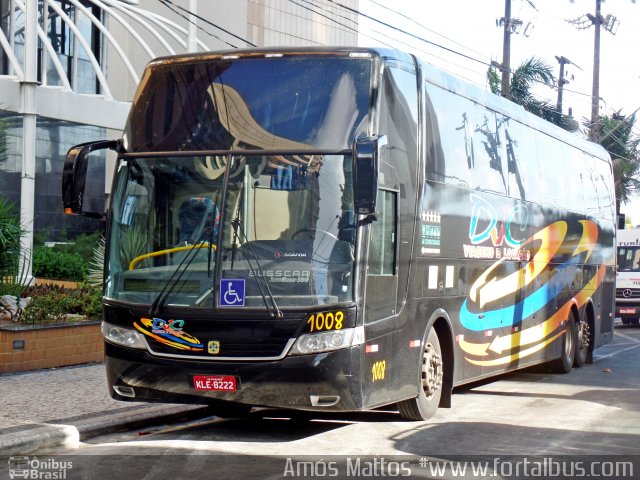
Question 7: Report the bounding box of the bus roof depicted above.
[146,46,609,163]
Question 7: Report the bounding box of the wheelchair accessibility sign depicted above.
[219,279,245,307]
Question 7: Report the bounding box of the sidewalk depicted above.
[0,363,210,455]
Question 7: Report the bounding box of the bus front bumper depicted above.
[104,342,364,411]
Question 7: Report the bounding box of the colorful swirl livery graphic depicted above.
[459,220,605,366]
[133,317,204,351]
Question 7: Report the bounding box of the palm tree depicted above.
[488,57,575,130]
[591,112,640,215]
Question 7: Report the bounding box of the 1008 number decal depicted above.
[372,360,386,382]
[307,311,344,332]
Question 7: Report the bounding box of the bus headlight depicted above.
[289,328,355,355]
[101,322,147,350]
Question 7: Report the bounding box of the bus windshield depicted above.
[123,56,372,152]
[106,154,356,308]
[618,245,640,272]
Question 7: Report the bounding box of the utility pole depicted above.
[590,0,602,141]
[568,0,620,141]
[500,0,512,98]
[555,56,572,113]
[496,0,534,99]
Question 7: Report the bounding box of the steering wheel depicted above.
[292,228,340,242]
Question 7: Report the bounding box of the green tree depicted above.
[591,111,640,215]
[488,57,576,131]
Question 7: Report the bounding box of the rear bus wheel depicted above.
[574,319,591,368]
[550,312,576,374]
[398,328,443,421]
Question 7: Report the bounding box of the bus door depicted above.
[362,61,419,406]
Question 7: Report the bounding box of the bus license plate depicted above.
[193,375,237,392]
[620,308,637,315]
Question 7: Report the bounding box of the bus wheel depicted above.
[574,319,591,368]
[398,329,443,421]
[550,313,576,374]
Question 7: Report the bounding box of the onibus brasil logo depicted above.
[8,456,72,479]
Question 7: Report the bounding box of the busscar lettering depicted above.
[250,270,311,283]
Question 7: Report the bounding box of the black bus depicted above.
[63,47,616,420]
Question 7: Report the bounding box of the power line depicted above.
[156,0,239,49]
[159,0,257,47]
[303,0,359,29]
[295,0,488,86]
[287,0,397,49]
[326,0,491,68]
[330,0,596,106]
[291,0,358,36]
[367,0,493,64]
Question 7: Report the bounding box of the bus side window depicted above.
[562,145,585,215]
[424,83,471,188]
[536,131,565,208]
[583,154,601,218]
[595,159,615,221]
[471,107,507,196]
[368,190,397,276]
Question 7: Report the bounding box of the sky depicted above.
[358,0,640,226]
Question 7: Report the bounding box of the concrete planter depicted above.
[0,321,103,374]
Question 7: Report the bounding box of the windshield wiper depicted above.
[230,211,283,318]
[148,226,214,317]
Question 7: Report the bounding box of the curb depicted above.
[0,404,211,455]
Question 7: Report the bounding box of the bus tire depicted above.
[574,318,591,368]
[397,328,443,421]
[550,312,576,374]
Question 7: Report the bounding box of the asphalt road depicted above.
[7,324,640,479]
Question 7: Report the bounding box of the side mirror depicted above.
[352,135,387,215]
[62,140,119,218]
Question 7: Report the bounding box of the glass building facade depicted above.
[0,112,106,240]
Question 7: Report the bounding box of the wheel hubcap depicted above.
[421,342,443,399]
[578,322,590,353]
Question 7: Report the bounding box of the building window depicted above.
[43,0,102,94]
[0,0,102,93]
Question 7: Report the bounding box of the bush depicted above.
[32,247,86,281]
[20,284,102,323]
[52,231,102,264]
[0,196,28,298]
[0,197,22,276]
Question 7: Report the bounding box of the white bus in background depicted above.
[616,228,640,325]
